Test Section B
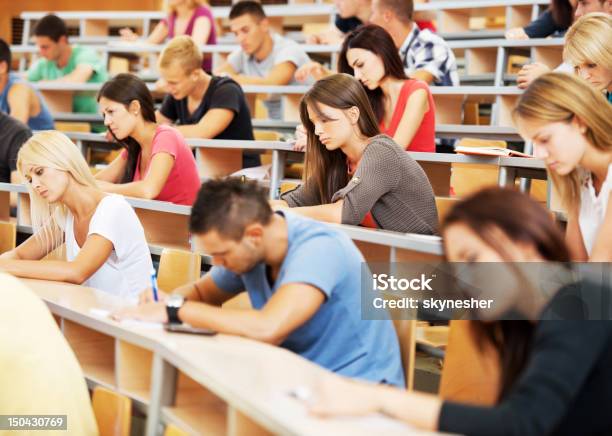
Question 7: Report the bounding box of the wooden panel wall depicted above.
[0,0,163,43]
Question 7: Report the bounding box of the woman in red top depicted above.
[95,74,201,206]
[338,24,436,152]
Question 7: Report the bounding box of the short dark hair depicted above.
[33,14,68,42]
[378,0,413,23]
[229,1,267,21]
[0,39,11,69]
[190,178,273,240]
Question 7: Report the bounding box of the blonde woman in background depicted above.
[563,13,612,103]
[514,73,612,261]
[0,131,152,298]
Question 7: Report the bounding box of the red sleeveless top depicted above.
[380,80,436,152]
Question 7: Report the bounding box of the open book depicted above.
[455,146,533,158]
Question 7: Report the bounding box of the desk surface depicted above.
[60,132,543,168]
[21,0,550,20]
[23,277,446,436]
[13,38,562,54]
[33,82,524,96]
[20,0,548,20]
[20,5,335,20]
[447,37,564,49]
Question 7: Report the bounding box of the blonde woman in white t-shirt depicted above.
[0,130,152,298]
[514,73,612,261]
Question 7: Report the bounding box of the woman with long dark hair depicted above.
[276,73,438,234]
[506,0,574,39]
[302,187,612,436]
[295,24,435,152]
[95,73,200,206]
[338,24,435,152]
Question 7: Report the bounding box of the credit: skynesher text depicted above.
[372,297,494,311]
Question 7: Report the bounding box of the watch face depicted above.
[168,295,184,308]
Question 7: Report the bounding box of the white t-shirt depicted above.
[227,32,310,119]
[65,194,152,298]
[579,163,612,255]
[554,62,574,73]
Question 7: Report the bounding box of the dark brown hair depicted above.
[442,187,570,401]
[299,73,380,203]
[0,39,11,68]
[97,74,157,183]
[190,177,272,240]
[338,24,408,123]
[33,14,68,42]
[551,0,574,29]
[229,1,266,21]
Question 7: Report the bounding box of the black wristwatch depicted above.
[166,294,185,324]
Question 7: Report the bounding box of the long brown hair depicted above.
[442,187,570,401]
[338,24,408,123]
[513,72,612,212]
[299,73,380,203]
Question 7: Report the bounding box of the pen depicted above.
[150,268,159,302]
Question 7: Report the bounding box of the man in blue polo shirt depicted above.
[117,178,404,387]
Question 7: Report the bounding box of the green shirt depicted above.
[27,45,108,114]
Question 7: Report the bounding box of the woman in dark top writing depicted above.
[506,0,574,39]
[275,73,438,234]
[305,187,612,436]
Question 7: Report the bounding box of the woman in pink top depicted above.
[95,74,200,206]
[120,0,216,71]
[338,25,435,152]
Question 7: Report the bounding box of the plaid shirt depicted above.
[400,25,460,86]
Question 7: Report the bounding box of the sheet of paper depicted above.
[88,308,163,329]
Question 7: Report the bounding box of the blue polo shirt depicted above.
[210,211,405,387]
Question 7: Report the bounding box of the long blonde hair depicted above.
[513,73,612,212]
[17,131,98,252]
[563,13,612,87]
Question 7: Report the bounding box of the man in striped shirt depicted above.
[369,0,460,86]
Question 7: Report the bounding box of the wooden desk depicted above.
[447,38,564,86]
[20,2,548,43]
[62,131,543,200]
[23,277,445,436]
[50,113,524,142]
[0,182,446,265]
[20,5,336,43]
[426,0,548,40]
[0,147,548,264]
[62,132,294,200]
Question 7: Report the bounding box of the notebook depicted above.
[455,146,533,158]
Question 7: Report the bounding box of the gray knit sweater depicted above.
[281,134,438,234]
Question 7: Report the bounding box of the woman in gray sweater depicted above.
[276,73,438,234]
